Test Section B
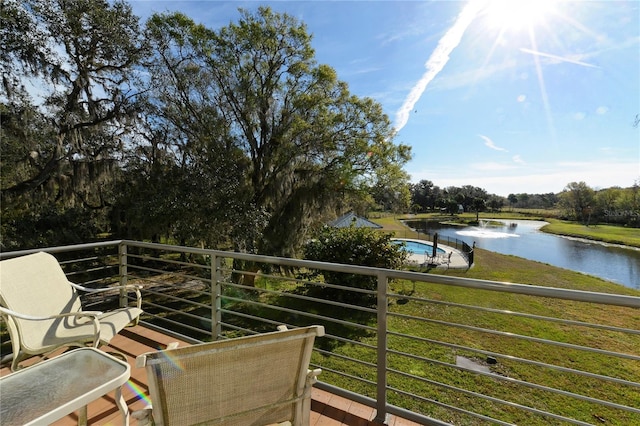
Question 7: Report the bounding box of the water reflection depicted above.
[404,219,640,289]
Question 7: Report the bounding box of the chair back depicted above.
[0,252,82,352]
[137,325,324,426]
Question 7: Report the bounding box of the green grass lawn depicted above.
[303,247,640,424]
[541,219,640,248]
[297,215,640,423]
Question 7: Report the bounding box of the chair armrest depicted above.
[0,306,103,346]
[70,282,143,309]
[0,305,102,321]
[70,281,142,293]
[306,368,322,386]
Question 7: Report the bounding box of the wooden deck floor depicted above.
[0,325,420,426]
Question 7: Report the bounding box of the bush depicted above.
[303,225,407,305]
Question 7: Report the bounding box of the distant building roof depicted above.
[329,212,382,229]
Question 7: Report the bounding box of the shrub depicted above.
[303,225,407,305]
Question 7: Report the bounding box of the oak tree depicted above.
[1,0,147,247]
[142,8,411,256]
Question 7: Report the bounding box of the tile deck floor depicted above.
[0,325,421,426]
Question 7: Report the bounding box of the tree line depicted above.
[409,179,640,227]
[557,181,639,226]
[408,181,501,216]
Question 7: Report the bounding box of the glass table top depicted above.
[0,348,129,426]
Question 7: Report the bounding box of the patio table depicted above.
[0,347,130,426]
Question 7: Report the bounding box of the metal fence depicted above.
[417,231,474,267]
[1,241,639,425]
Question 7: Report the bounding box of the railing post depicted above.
[374,272,389,424]
[118,243,128,308]
[211,254,222,340]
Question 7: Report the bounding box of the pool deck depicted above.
[394,238,469,269]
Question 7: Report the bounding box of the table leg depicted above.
[78,405,88,426]
[115,386,130,426]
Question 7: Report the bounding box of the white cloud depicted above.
[479,134,508,152]
[596,106,609,115]
[512,155,525,164]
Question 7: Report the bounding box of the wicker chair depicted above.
[0,251,142,371]
[134,325,324,426]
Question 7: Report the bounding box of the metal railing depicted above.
[1,241,639,425]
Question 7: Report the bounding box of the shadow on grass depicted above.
[138,273,378,353]
[218,287,377,353]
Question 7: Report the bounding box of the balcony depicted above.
[1,324,417,425]
[1,240,639,425]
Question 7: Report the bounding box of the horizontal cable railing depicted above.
[1,241,638,425]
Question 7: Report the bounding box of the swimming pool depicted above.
[392,239,446,255]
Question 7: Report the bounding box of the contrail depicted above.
[519,48,599,68]
[394,0,485,132]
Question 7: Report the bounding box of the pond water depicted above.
[404,219,640,290]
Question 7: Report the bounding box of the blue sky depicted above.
[129,0,640,196]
